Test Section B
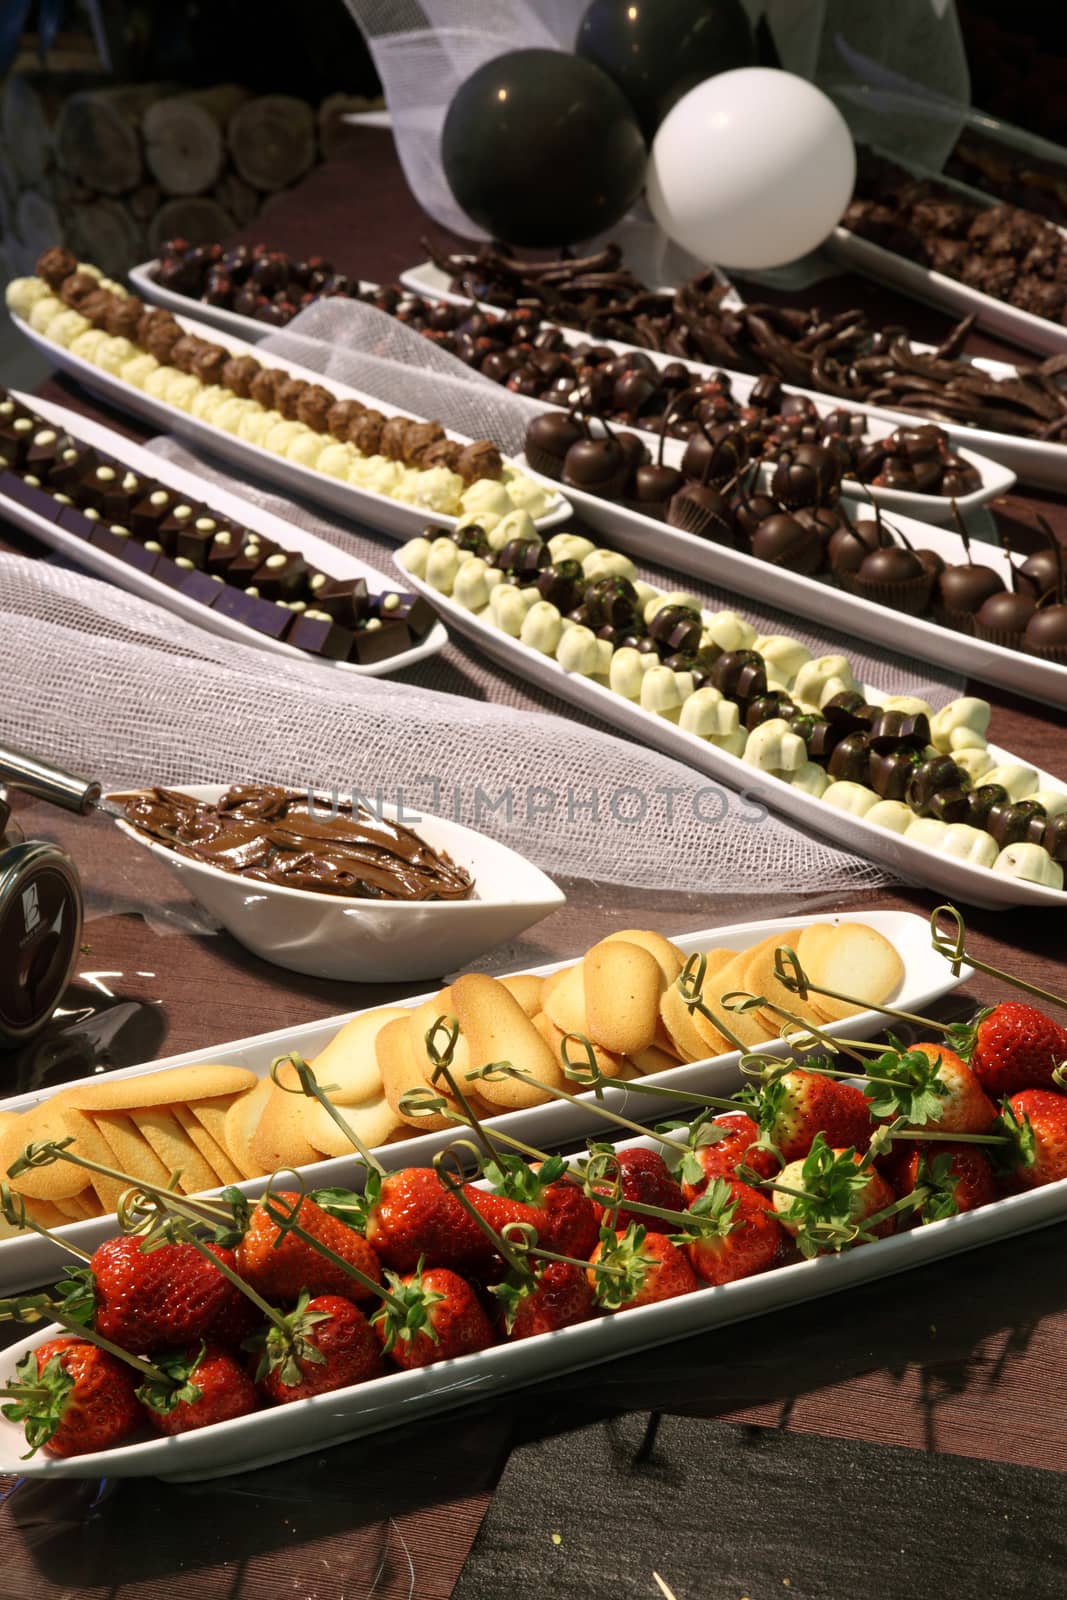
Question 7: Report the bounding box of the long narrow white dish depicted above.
[401,566,1067,912]
[20,1112,1067,1482]
[127,260,1012,522]
[400,256,1066,492]
[0,909,966,1292]
[520,462,1067,711]
[2,393,447,677]
[10,310,571,543]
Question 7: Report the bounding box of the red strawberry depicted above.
[885,1141,997,1221]
[772,1136,897,1256]
[367,1169,539,1274]
[90,1237,256,1354]
[496,1260,595,1340]
[902,1043,996,1133]
[235,1191,381,1303]
[372,1265,496,1369]
[1,1336,140,1458]
[864,1042,996,1134]
[761,1069,871,1162]
[685,1179,781,1286]
[959,1002,1067,1097]
[142,1345,258,1435]
[257,1294,382,1404]
[538,1178,599,1259]
[679,1114,778,1204]
[590,1147,687,1234]
[1000,1090,1067,1189]
[587,1226,698,1311]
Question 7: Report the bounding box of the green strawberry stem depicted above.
[468,1064,696,1157]
[0,1293,170,1383]
[269,1052,385,1176]
[0,1183,91,1261]
[722,989,871,1065]
[773,946,951,1035]
[7,1139,231,1225]
[931,903,1067,1013]
[677,953,752,1053]
[257,1195,408,1316]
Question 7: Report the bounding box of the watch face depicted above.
[0,850,82,1041]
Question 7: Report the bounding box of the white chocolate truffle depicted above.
[742,718,806,774]
[930,697,991,753]
[69,329,108,363]
[190,384,228,421]
[404,465,464,513]
[490,583,536,637]
[822,781,879,818]
[788,761,830,799]
[712,728,748,757]
[632,580,658,612]
[74,262,103,280]
[284,429,325,468]
[644,590,702,624]
[992,842,1063,889]
[425,538,462,595]
[5,277,52,318]
[316,440,354,478]
[493,508,539,546]
[792,655,857,710]
[456,508,502,538]
[143,364,181,400]
[1025,790,1067,818]
[453,557,493,611]
[163,371,200,410]
[940,825,998,869]
[609,646,654,701]
[547,532,596,565]
[395,536,432,578]
[519,600,562,655]
[866,799,913,834]
[210,396,250,433]
[946,725,988,753]
[880,695,934,721]
[503,470,552,517]
[952,746,995,784]
[906,817,950,850]
[753,635,812,687]
[93,335,136,376]
[44,309,90,347]
[703,610,757,653]
[640,666,688,717]
[264,419,305,454]
[557,624,600,676]
[983,762,1040,801]
[238,407,276,447]
[97,277,128,298]
[28,294,63,332]
[119,353,160,388]
[583,548,637,583]
[461,478,513,520]
[679,686,739,740]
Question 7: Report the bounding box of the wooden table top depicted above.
[2,124,1067,1600]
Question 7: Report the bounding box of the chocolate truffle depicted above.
[221,354,262,398]
[36,246,77,290]
[456,440,503,484]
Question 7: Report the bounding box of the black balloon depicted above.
[440,48,647,248]
[576,0,756,141]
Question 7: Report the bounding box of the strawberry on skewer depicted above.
[141,1345,258,1435]
[255,1293,383,1404]
[235,1191,381,1304]
[589,1146,687,1233]
[372,1266,495,1369]
[678,1114,779,1203]
[770,1134,902,1256]
[862,1041,996,1134]
[883,1143,998,1222]
[88,1236,258,1354]
[998,1090,1067,1189]
[587,1225,698,1311]
[953,1003,1067,1098]
[493,1260,595,1340]
[683,1179,782,1286]
[2,1337,141,1458]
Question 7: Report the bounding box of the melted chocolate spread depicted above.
[115,784,474,901]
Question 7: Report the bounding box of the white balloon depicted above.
[646,67,856,271]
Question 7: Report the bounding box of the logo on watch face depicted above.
[21,883,40,934]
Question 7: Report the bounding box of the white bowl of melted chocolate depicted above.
[111,783,565,981]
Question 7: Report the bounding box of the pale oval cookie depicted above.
[627,1043,682,1079]
[58,1107,129,1214]
[129,1106,222,1196]
[692,950,772,1052]
[499,974,543,1017]
[377,1015,453,1131]
[532,1011,627,1081]
[309,1007,407,1105]
[223,1079,274,1180]
[63,1064,257,1112]
[451,972,563,1109]
[249,1061,325,1174]
[583,941,663,1055]
[0,1097,93,1202]
[541,964,587,1037]
[173,1103,242,1188]
[659,949,736,1062]
[295,1092,401,1159]
[600,929,685,986]
[742,935,828,1039]
[89,1111,172,1190]
[804,923,905,1023]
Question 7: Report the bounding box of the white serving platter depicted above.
[518,456,1067,706]
[115,785,565,983]
[400,256,1067,493]
[1,393,448,677]
[401,565,1067,912]
[0,909,966,1293]
[130,258,1013,520]
[19,1109,1067,1482]
[522,461,1067,711]
[9,309,571,544]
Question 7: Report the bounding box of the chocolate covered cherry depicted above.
[974,590,1036,637]
[710,650,767,704]
[751,512,823,575]
[525,413,586,480]
[649,603,703,655]
[562,436,631,499]
[1023,603,1067,655]
[770,443,842,508]
[584,575,641,631]
[537,559,585,612]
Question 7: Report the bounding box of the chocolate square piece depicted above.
[377,590,437,638]
[117,540,160,576]
[24,425,64,476]
[228,535,279,588]
[349,619,413,664]
[131,486,179,541]
[150,553,190,590]
[252,549,310,601]
[204,526,247,576]
[48,441,98,491]
[55,504,100,541]
[305,573,370,625]
[175,514,221,569]
[213,585,291,639]
[286,610,354,659]
[158,501,202,550]
[178,569,224,607]
[0,470,60,520]
[88,524,134,558]
[0,415,36,467]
